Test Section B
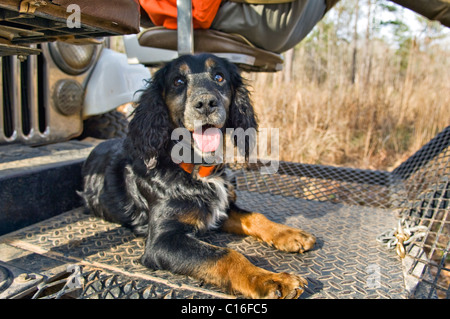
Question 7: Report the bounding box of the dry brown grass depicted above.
[246,40,450,171]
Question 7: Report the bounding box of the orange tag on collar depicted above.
[179,162,195,174]
[197,165,216,178]
[179,162,217,178]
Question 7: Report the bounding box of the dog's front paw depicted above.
[271,227,316,253]
[252,272,307,299]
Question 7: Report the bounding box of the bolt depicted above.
[32,0,47,7]
[17,55,27,62]
[16,273,36,283]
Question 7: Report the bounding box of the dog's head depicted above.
[126,53,258,171]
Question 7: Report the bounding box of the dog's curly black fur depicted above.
[80,54,314,299]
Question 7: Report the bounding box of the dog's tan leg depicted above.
[142,216,307,299]
[222,207,315,253]
[198,248,307,299]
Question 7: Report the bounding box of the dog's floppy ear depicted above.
[227,63,258,160]
[126,66,171,171]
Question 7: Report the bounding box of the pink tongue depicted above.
[192,127,221,152]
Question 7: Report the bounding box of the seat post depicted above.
[176,0,194,55]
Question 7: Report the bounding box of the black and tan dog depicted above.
[80,53,315,299]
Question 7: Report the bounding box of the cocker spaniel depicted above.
[80,53,315,299]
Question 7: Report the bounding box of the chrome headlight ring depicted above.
[48,41,99,75]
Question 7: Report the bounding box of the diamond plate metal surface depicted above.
[0,191,407,299]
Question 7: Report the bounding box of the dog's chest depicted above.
[200,176,229,230]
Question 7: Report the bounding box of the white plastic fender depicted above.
[83,48,151,117]
[123,34,178,65]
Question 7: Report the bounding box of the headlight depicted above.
[52,79,84,116]
[48,42,99,75]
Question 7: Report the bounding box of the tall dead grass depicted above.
[246,39,450,171]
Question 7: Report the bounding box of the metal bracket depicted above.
[19,0,48,14]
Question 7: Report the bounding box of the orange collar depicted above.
[179,162,224,178]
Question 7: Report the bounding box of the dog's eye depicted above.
[214,73,224,83]
[173,77,185,87]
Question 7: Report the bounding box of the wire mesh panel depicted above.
[228,126,450,298]
[390,127,450,298]
[230,162,392,208]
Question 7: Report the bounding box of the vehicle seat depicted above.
[137,27,284,72]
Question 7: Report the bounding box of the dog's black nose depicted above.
[195,95,218,114]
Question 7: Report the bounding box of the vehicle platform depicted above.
[0,127,449,299]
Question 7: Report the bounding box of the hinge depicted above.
[19,0,48,14]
